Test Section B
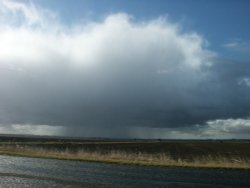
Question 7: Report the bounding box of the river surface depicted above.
[0,155,249,188]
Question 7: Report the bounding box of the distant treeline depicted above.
[0,134,249,143]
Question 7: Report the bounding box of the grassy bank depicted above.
[0,140,250,169]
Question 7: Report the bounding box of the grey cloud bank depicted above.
[0,0,250,138]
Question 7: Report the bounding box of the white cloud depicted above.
[0,0,58,28]
[197,118,250,139]
[0,124,63,136]
[0,1,212,69]
[3,119,250,139]
[238,77,250,88]
[223,40,250,53]
[0,1,222,137]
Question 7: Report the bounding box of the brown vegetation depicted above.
[0,140,250,169]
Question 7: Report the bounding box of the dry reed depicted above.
[0,144,249,169]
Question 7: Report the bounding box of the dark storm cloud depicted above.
[0,1,250,138]
[203,59,250,118]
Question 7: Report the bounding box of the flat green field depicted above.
[0,136,250,169]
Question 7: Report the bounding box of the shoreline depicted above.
[0,148,249,170]
[1,139,250,170]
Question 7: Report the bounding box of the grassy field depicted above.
[0,136,250,169]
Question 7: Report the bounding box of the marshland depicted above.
[0,136,250,169]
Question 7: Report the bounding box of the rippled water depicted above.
[0,155,249,188]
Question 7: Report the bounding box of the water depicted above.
[0,155,249,188]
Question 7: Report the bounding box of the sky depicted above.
[0,0,250,139]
